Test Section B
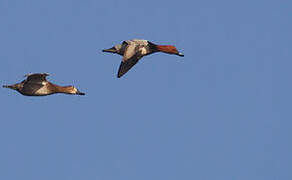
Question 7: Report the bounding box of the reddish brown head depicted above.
[155,45,184,57]
[56,86,85,95]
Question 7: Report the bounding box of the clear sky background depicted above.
[0,0,291,180]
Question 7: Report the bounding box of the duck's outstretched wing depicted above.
[117,45,142,78]
[24,73,49,83]
[117,56,141,78]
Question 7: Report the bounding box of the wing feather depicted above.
[118,54,142,78]
[117,42,146,78]
[25,73,49,83]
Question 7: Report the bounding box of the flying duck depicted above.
[3,73,85,96]
[102,39,184,78]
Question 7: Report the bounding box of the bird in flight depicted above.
[102,39,184,78]
[3,73,85,96]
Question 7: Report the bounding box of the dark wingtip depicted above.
[117,69,126,78]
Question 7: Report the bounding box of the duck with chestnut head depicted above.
[102,39,184,78]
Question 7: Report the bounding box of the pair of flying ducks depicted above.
[3,39,184,96]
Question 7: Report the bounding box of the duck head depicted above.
[64,86,85,95]
[155,45,184,57]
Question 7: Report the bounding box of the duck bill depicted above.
[177,52,184,57]
[102,47,117,53]
[76,90,85,95]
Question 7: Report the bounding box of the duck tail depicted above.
[3,85,11,88]
[3,84,17,90]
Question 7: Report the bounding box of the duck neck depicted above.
[52,84,72,94]
[154,45,176,54]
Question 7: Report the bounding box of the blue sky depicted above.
[0,0,291,180]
